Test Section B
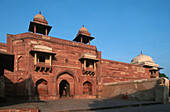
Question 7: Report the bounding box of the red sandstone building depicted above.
[0,12,162,101]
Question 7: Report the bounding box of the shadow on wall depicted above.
[0,75,44,107]
[0,53,14,103]
[0,53,44,107]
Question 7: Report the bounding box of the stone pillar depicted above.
[94,62,96,71]
[45,28,48,36]
[48,82,56,100]
[81,37,83,43]
[84,60,86,70]
[50,55,52,66]
[34,25,36,33]
[34,53,37,64]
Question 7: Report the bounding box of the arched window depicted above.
[83,81,92,95]
[18,56,25,71]
[36,79,48,96]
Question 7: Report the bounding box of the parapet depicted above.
[0,42,7,46]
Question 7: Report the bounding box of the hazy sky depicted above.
[0,0,170,78]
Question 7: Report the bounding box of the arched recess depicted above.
[56,71,75,98]
[18,56,25,71]
[57,70,75,79]
[83,81,92,95]
[59,80,70,97]
[36,79,48,96]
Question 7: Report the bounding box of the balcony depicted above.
[34,62,51,72]
[82,68,95,76]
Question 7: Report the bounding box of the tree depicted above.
[159,72,169,79]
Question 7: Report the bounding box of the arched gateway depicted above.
[56,72,75,98]
[59,80,70,97]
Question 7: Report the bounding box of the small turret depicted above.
[73,25,94,45]
[28,12,52,35]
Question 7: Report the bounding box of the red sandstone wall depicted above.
[4,32,100,100]
[0,42,7,52]
[100,59,151,83]
[2,32,157,100]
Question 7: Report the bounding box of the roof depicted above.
[131,52,159,68]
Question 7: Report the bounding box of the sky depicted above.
[0,0,170,78]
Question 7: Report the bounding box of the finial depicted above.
[83,25,84,27]
[39,11,41,14]
[141,51,142,55]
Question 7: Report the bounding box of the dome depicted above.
[34,14,45,20]
[79,25,88,32]
[33,12,48,24]
[131,52,155,66]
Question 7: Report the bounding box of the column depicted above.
[34,53,37,64]
[45,28,48,36]
[94,62,96,71]
[84,60,86,70]
[81,37,83,43]
[34,25,36,33]
[89,39,90,45]
[150,70,154,78]
[50,55,52,66]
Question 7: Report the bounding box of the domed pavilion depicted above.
[131,52,162,78]
[28,12,52,35]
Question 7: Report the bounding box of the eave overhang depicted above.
[30,49,56,55]
[28,21,52,35]
[73,34,94,43]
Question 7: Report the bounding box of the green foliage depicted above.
[159,72,169,79]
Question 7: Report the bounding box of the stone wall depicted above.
[2,32,161,101]
[0,42,7,52]
[100,59,154,83]
[4,33,100,100]
[102,78,169,102]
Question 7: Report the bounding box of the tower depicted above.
[28,12,52,35]
[73,25,94,45]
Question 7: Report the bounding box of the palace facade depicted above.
[0,12,162,101]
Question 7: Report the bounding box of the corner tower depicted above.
[28,12,52,35]
[73,25,94,45]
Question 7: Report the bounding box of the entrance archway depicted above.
[56,72,75,98]
[59,80,70,97]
